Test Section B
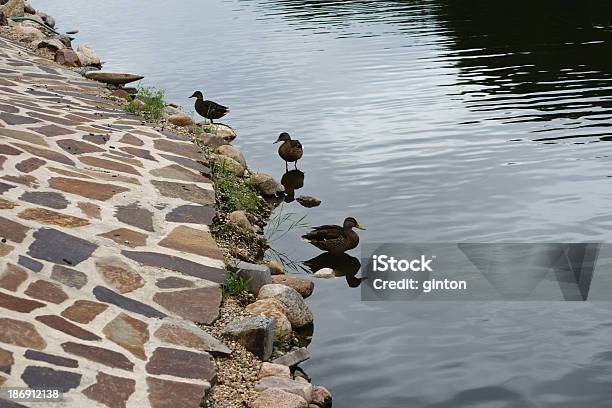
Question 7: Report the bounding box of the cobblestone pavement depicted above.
[0,35,229,407]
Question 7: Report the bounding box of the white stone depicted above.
[313,268,335,279]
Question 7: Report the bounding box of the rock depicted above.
[111,89,131,100]
[246,298,292,341]
[259,362,290,379]
[296,196,321,208]
[161,105,181,119]
[66,28,79,34]
[167,113,194,127]
[0,11,7,26]
[311,386,332,408]
[258,284,313,328]
[266,259,285,275]
[54,34,72,47]
[252,388,308,408]
[76,44,101,68]
[255,376,313,402]
[36,38,64,52]
[200,123,237,141]
[211,154,245,177]
[221,316,274,360]
[0,0,24,18]
[129,99,145,113]
[228,210,252,231]
[236,261,272,295]
[313,268,335,279]
[23,1,34,14]
[272,275,314,298]
[251,172,284,197]
[272,347,310,367]
[40,13,55,28]
[84,71,144,86]
[55,49,81,67]
[14,24,44,43]
[201,134,229,149]
[216,145,246,168]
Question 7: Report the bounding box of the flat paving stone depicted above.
[79,156,141,175]
[18,208,90,228]
[151,180,214,205]
[1,174,39,188]
[50,265,88,289]
[118,134,144,146]
[146,377,208,408]
[103,313,149,360]
[0,182,16,194]
[20,191,69,209]
[0,127,48,146]
[0,264,28,292]
[0,318,46,350]
[83,134,110,145]
[120,146,157,161]
[18,255,43,272]
[114,203,154,232]
[0,197,18,209]
[155,276,195,289]
[0,242,14,257]
[97,228,147,248]
[57,139,104,155]
[78,202,102,219]
[61,342,134,371]
[82,372,136,408]
[36,315,102,341]
[95,257,144,294]
[0,348,13,374]
[150,164,210,183]
[158,225,223,260]
[93,286,167,319]
[159,153,210,175]
[21,366,82,393]
[25,280,69,304]
[0,216,29,243]
[49,177,130,201]
[145,347,215,381]
[154,320,230,354]
[24,350,79,368]
[0,112,41,125]
[61,300,109,324]
[0,144,22,155]
[0,292,46,313]
[31,124,76,137]
[12,143,75,166]
[153,287,221,325]
[15,157,46,173]
[122,251,225,283]
[27,228,98,266]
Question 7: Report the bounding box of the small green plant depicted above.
[210,159,261,213]
[222,265,250,298]
[124,86,165,120]
[265,204,309,243]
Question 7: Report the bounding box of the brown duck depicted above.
[302,217,365,254]
[274,132,303,169]
[190,90,229,123]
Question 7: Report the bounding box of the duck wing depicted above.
[289,140,302,149]
[204,100,229,113]
[302,225,343,241]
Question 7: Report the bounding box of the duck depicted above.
[274,132,303,170]
[302,217,365,254]
[189,90,229,123]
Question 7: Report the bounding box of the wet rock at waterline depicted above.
[258,284,313,328]
[40,12,55,28]
[271,275,314,298]
[296,195,321,208]
[55,49,81,67]
[210,154,245,177]
[0,0,24,18]
[229,210,252,231]
[311,386,332,408]
[236,260,272,294]
[252,388,309,408]
[200,133,229,149]
[313,268,335,279]
[221,316,274,360]
[23,1,34,14]
[246,298,292,341]
[84,71,144,86]
[198,122,237,141]
[76,44,101,68]
[36,38,64,52]
[272,347,310,367]
[167,112,194,127]
[255,375,313,403]
[266,259,285,275]
[259,362,291,379]
[251,172,284,197]
[216,144,246,168]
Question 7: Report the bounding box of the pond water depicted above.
[35,0,612,406]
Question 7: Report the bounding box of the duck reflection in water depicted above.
[304,252,362,288]
[280,169,305,203]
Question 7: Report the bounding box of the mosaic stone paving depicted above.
[0,36,227,407]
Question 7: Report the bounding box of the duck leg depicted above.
[285,161,289,171]
[294,160,298,169]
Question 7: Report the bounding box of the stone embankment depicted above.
[0,2,332,408]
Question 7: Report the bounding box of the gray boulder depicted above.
[258,284,313,328]
[311,386,332,408]
[272,347,310,367]
[37,38,64,52]
[236,261,272,295]
[222,316,274,360]
[216,144,246,168]
[255,376,313,402]
[251,172,284,197]
[0,0,24,18]
[252,388,308,408]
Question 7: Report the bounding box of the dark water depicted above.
[35,1,612,406]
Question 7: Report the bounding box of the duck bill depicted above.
[273,140,281,144]
[355,224,366,230]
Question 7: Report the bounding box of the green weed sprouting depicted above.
[222,264,250,298]
[210,159,261,214]
[123,86,166,120]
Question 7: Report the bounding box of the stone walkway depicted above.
[0,35,229,407]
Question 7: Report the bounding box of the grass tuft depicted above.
[124,86,166,120]
[210,159,261,214]
[222,264,250,298]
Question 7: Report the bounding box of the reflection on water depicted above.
[32,0,612,406]
[281,169,305,202]
[305,252,362,287]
